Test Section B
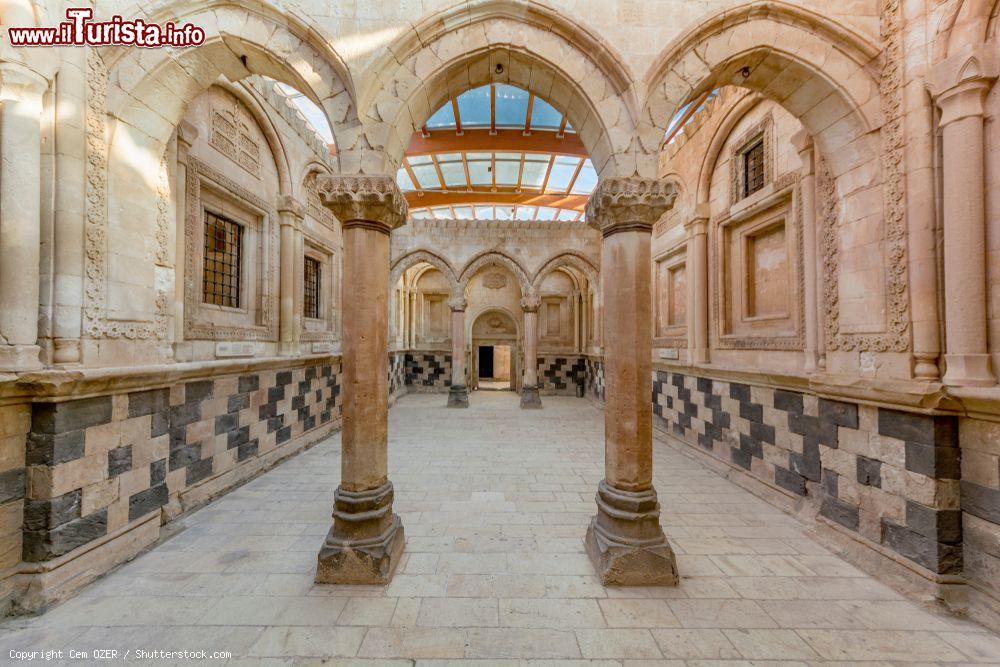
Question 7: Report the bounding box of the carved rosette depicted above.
[585,177,678,236]
[317,174,408,233]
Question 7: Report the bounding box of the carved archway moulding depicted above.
[458,251,533,296]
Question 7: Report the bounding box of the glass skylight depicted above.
[411,204,584,222]
[421,83,574,134]
[270,80,334,145]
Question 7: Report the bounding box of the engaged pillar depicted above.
[928,51,997,386]
[0,63,47,371]
[584,177,679,585]
[315,175,407,584]
[447,296,469,408]
[278,196,304,356]
[520,295,542,409]
[791,131,820,373]
[684,204,710,366]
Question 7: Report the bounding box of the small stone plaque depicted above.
[659,348,680,360]
[215,341,263,358]
[312,342,334,354]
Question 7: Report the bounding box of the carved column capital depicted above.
[448,296,467,312]
[317,174,408,234]
[927,48,998,126]
[586,177,677,237]
[520,295,541,313]
[790,129,814,174]
[177,120,199,150]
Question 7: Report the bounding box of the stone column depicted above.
[928,53,997,386]
[684,204,710,365]
[584,177,679,585]
[0,63,47,371]
[573,290,582,353]
[409,291,418,348]
[520,295,542,409]
[792,131,820,373]
[278,196,304,356]
[447,296,469,408]
[315,174,407,584]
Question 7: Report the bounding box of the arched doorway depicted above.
[471,309,520,392]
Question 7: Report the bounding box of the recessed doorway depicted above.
[478,344,512,390]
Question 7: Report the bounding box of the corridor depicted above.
[3,392,999,663]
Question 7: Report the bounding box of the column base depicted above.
[584,480,678,586]
[447,384,469,408]
[316,481,405,585]
[520,384,542,409]
[0,344,42,372]
[942,353,996,387]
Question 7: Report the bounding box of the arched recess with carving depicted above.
[222,80,293,197]
[531,251,599,293]
[459,251,532,296]
[643,1,910,354]
[937,0,1000,59]
[695,91,763,205]
[85,2,356,345]
[357,0,638,179]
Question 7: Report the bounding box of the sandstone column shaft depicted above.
[0,65,46,370]
[584,177,678,586]
[929,63,996,386]
[447,297,469,408]
[316,174,407,584]
[520,296,541,408]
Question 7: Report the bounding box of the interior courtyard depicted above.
[2,0,1000,662]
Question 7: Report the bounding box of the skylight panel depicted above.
[546,155,581,192]
[410,164,440,189]
[515,205,536,220]
[495,205,515,220]
[431,206,454,220]
[474,205,494,219]
[271,79,334,145]
[495,159,520,186]
[454,206,474,220]
[396,167,414,191]
[408,155,434,165]
[426,102,456,129]
[530,97,563,130]
[521,160,547,188]
[440,162,466,188]
[557,209,579,221]
[456,86,491,127]
[495,84,529,128]
[411,209,432,219]
[467,159,491,186]
[570,159,598,194]
[536,207,558,221]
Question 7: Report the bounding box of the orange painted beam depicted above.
[405,129,588,157]
[406,191,588,211]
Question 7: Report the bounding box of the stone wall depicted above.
[6,356,342,612]
[960,418,1000,620]
[585,357,605,403]
[403,351,452,392]
[537,355,587,395]
[651,368,962,577]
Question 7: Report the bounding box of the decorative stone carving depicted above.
[585,178,678,236]
[83,51,169,341]
[729,113,774,207]
[209,96,261,177]
[483,271,508,289]
[520,295,541,313]
[316,174,408,233]
[447,296,467,312]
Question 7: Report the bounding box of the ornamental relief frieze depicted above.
[209,96,261,178]
[183,156,279,342]
[84,50,169,341]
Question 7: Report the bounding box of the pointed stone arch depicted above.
[531,251,599,292]
[459,250,532,296]
[642,1,909,354]
[355,0,638,178]
[391,250,461,298]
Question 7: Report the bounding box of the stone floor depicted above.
[4,391,1000,665]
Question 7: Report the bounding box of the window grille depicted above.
[203,212,243,308]
[743,138,765,198]
[304,256,321,319]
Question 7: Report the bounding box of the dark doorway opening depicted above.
[478,345,494,378]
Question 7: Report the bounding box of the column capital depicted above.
[177,120,199,150]
[927,48,998,126]
[521,295,541,312]
[318,174,408,234]
[586,177,677,237]
[0,62,48,102]
[277,195,306,224]
[447,296,467,312]
[683,204,711,238]
[790,129,815,174]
